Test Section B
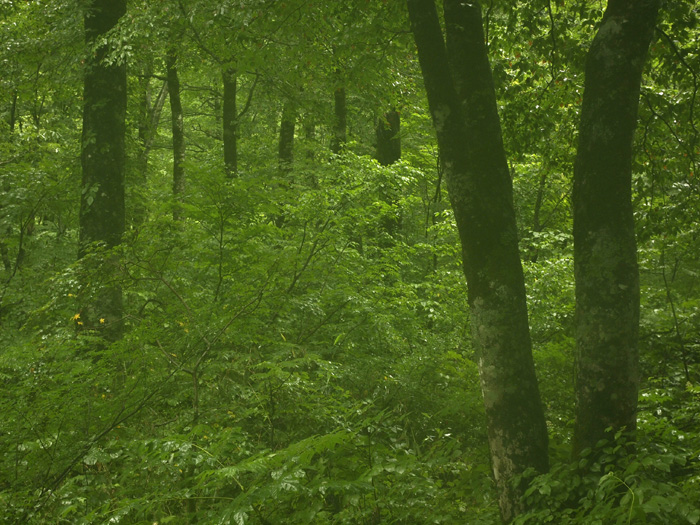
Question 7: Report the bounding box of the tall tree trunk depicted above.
[222,68,238,178]
[376,109,401,166]
[278,101,296,173]
[408,1,548,521]
[166,49,186,222]
[330,85,346,154]
[572,0,660,457]
[79,0,127,341]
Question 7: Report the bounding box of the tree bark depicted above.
[330,85,346,154]
[376,109,401,166]
[167,49,186,221]
[572,0,660,457]
[408,1,548,521]
[278,101,296,173]
[79,0,127,341]
[222,68,238,178]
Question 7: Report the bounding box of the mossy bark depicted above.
[572,0,660,457]
[79,0,127,341]
[408,0,549,521]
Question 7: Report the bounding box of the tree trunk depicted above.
[376,109,401,166]
[137,75,168,182]
[528,170,548,263]
[330,85,346,154]
[572,0,660,457]
[79,0,127,341]
[134,65,168,225]
[278,101,296,173]
[0,241,9,272]
[3,92,18,269]
[376,109,402,236]
[408,1,548,521]
[9,90,18,133]
[167,49,186,222]
[304,119,316,160]
[222,68,238,178]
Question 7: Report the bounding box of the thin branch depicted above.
[656,26,699,149]
[238,73,260,121]
[177,0,223,65]
[660,248,692,382]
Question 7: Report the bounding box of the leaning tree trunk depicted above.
[408,0,549,521]
[79,0,127,341]
[166,49,186,221]
[572,0,660,457]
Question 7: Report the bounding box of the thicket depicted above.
[1,1,699,523]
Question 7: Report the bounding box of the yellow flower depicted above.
[99,318,105,324]
[72,313,80,321]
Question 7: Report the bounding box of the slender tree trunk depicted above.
[137,73,168,181]
[376,109,401,166]
[528,170,548,263]
[376,109,402,237]
[79,0,127,341]
[572,0,660,457]
[330,85,346,154]
[2,92,18,270]
[408,1,548,521]
[532,172,547,235]
[134,66,168,225]
[167,49,186,222]
[9,90,18,133]
[222,68,238,178]
[0,241,9,271]
[303,119,315,160]
[278,101,296,173]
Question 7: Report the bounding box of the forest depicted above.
[1,0,699,523]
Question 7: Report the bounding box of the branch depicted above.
[656,26,699,147]
[177,0,224,65]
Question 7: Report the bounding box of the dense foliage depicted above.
[1,0,699,523]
